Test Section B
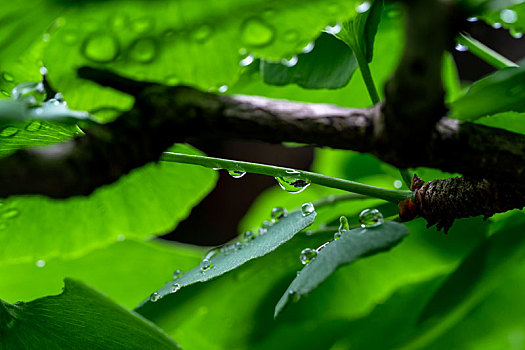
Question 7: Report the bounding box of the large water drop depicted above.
[359,208,384,228]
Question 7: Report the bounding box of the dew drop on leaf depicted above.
[11,82,46,105]
[25,121,42,132]
[35,259,46,268]
[492,22,502,29]
[271,207,287,221]
[455,44,468,52]
[191,24,213,43]
[393,180,403,189]
[300,248,317,264]
[173,269,183,279]
[325,23,342,35]
[301,202,315,217]
[129,38,158,63]
[240,17,275,47]
[109,13,129,31]
[200,258,213,272]
[235,242,244,250]
[302,42,315,54]
[0,127,19,138]
[261,220,272,229]
[359,208,384,228]
[467,17,478,22]
[149,292,160,302]
[239,54,254,66]
[228,170,245,178]
[2,72,14,82]
[501,9,518,24]
[170,283,181,294]
[82,33,120,63]
[356,1,371,13]
[316,241,330,252]
[243,230,256,241]
[218,85,228,93]
[281,56,298,67]
[335,216,349,239]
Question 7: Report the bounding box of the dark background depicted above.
[162,20,525,246]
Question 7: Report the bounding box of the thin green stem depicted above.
[161,152,413,203]
[355,49,381,104]
[313,193,369,208]
[457,33,518,69]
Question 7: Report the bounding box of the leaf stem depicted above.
[355,49,381,104]
[313,193,369,208]
[457,33,518,70]
[161,152,412,203]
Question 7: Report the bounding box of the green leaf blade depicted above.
[139,209,316,306]
[0,279,180,349]
[275,221,408,317]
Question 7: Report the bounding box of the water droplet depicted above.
[288,290,300,302]
[173,269,183,279]
[261,220,272,229]
[275,170,310,193]
[240,54,254,66]
[271,207,288,221]
[129,38,158,63]
[240,17,275,47]
[281,55,298,67]
[334,215,350,240]
[356,1,371,13]
[42,33,50,42]
[302,42,315,54]
[2,73,14,82]
[359,208,384,228]
[455,44,468,52]
[301,202,315,216]
[131,16,154,34]
[82,33,120,63]
[54,92,64,102]
[235,242,244,250]
[511,29,523,38]
[200,258,213,272]
[35,259,46,268]
[150,292,160,302]
[258,227,267,235]
[316,241,330,252]
[1,209,19,219]
[501,9,518,24]
[0,127,18,138]
[467,17,478,22]
[492,22,503,29]
[300,248,317,264]
[191,24,213,43]
[25,121,42,132]
[11,82,46,105]
[325,22,342,35]
[243,230,256,241]
[39,67,48,76]
[228,170,245,178]
[394,180,403,189]
[218,85,228,93]
[170,283,181,293]
[282,29,299,42]
[116,234,126,241]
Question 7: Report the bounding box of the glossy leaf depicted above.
[261,33,357,89]
[449,66,525,121]
[138,209,316,306]
[0,144,217,265]
[475,111,525,135]
[0,279,180,349]
[275,221,408,317]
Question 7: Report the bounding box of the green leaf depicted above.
[275,221,408,317]
[481,4,525,38]
[0,144,217,265]
[39,0,365,113]
[335,0,383,62]
[261,33,358,89]
[408,214,525,348]
[475,111,525,135]
[442,53,463,103]
[0,279,180,349]
[0,239,203,309]
[139,209,316,306]
[449,66,525,121]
